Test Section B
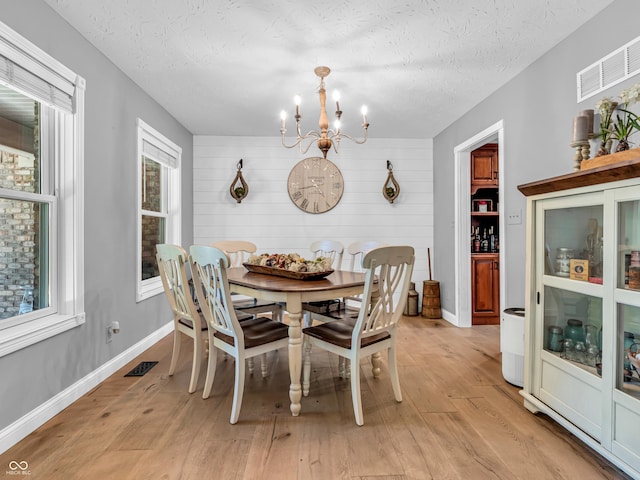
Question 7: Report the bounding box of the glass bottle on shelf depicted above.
[489,226,497,253]
[563,338,575,361]
[629,251,640,290]
[565,318,585,344]
[547,326,564,352]
[480,228,489,252]
[555,248,574,277]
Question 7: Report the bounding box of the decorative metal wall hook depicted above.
[229,158,249,203]
[383,160,400,203]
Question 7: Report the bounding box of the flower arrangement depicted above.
[246,253,333,273]
[595,83,640,155]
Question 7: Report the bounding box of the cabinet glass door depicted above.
[544,286,602,375]
[545,205,603,282]
[540,201,604,378]
[617,199,640,398]
[618,199,640,290]
[616,304,640,398]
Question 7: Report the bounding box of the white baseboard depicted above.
[441,308,460,326]
[0,322,173,455]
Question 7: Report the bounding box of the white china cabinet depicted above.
[518,159,640,478]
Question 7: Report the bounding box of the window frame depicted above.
[136,118,181,302]
[0,20,85,357]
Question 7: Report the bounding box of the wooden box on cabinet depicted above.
[518,160,640,479]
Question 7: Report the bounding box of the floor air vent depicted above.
[124,361,158,377]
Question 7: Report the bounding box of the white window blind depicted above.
[142,138,178,169]
[0,21,77,112]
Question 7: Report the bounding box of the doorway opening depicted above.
[454,121,505,328]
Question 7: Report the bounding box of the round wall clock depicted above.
[287,157,344,214]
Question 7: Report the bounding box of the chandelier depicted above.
[280,66,369,158]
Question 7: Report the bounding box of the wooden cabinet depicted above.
[471,143,498,192]
[471,253,500,324]
[470,143,499,325]
[518,159,640,479]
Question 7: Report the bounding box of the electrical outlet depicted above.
[106,325,113,344]
[507,209,522,225]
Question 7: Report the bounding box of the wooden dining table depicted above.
[226,267,368,416]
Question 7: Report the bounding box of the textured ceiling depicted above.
[43,0,613,138]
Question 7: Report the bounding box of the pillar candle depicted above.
[592,113,601,136]
[579,109,595,134]
[573,115,588,142]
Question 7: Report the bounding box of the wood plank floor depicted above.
[1,318,633,480]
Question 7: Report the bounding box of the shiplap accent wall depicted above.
[193,136,433,287]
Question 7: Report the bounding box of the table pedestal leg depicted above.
[287,298,303,416]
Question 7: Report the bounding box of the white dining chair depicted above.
[303,240,388,377]
[156,244,208,394]
[189,245,289,424]
[309,239,344,268]
[212,240,283,322]
[301,240,344,326]
[302,245,415,426]
[304,240,387,324]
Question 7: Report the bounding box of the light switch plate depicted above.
[507,209,522,225]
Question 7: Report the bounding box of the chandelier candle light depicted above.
[280,66,369,158]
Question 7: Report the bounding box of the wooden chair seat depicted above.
[177,315,208,331]
[304,321,390,349]
[213,316,288,348]
[178,309,253,330]
[232,298,282,313]
[303,300,360,322]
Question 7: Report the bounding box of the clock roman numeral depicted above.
[300,198,309,210]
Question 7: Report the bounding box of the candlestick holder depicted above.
[569,141,590,171]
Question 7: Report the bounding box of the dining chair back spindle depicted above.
[309,239,344,269]
[156,244,208,394]
[302,245,415,425]
[347,240,388,273]
[189,245,289,424]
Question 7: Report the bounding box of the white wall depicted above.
[193,136,433,288]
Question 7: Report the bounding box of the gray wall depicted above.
[0,1,193,430]
[433,0,640,316]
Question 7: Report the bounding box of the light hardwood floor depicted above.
[0,318,633,479]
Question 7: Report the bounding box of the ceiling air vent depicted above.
[577,35,640,102]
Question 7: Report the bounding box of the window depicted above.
[0,20,85,357]
[136,119,181,302]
